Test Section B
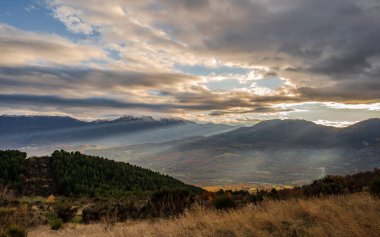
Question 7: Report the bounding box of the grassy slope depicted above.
[30,192,380,237]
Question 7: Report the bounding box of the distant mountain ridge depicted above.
[0,115,188,134]
[0,115,233,149]
[179,118,380,150]
[0,115,86,134]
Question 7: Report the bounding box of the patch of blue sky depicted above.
[81,58,110,67]
[174,64,250,76]
[0,0,97,41]
[205,79,249,91]
[148,90,170,96]
[106,49,122,60]
[256,76,283,90]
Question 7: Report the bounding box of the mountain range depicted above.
[177,119,380,150]
[0,115,233,150]
[1,115,380,186]
[84,119,380,186]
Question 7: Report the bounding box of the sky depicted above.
[0,0,380,126]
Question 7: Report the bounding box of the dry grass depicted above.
[30,193,380,237]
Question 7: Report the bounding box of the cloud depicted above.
[0,93,286,115]
[0,66,198,97]
[51,5,94,35]
[0,94,172,110]
[298,80,380,102]
[313,120,359,127]
[209,107,292,116]
[45,0,380,103]
[0,24,105,66]
[0,65,297,118]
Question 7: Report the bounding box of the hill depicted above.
[0,150,202,197]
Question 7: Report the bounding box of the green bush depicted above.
[249,193,265,204]
[369,178,380,197]
[71,215,83,224]
[150,189,194,217]
[82,205,103,223]
[213,194,236,210]
[0,208,15,220]
[5,225,27,237]
[49,218,63,230]
[55,203,77,222]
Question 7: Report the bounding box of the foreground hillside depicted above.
[30,192,380,237]
[1,149,380,236]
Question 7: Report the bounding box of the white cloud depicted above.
[0,24,105,66]
[323,102,380,111]
[313,120,358,127]
[51,5,94,35]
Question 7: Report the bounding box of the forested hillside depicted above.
[51,150,201,196]
[0,150,201,197]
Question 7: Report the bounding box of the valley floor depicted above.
[30,192,380,237]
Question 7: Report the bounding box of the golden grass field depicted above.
[30,192,380,237]
[203,184,293,193]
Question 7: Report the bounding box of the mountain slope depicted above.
[337,118,380,148]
